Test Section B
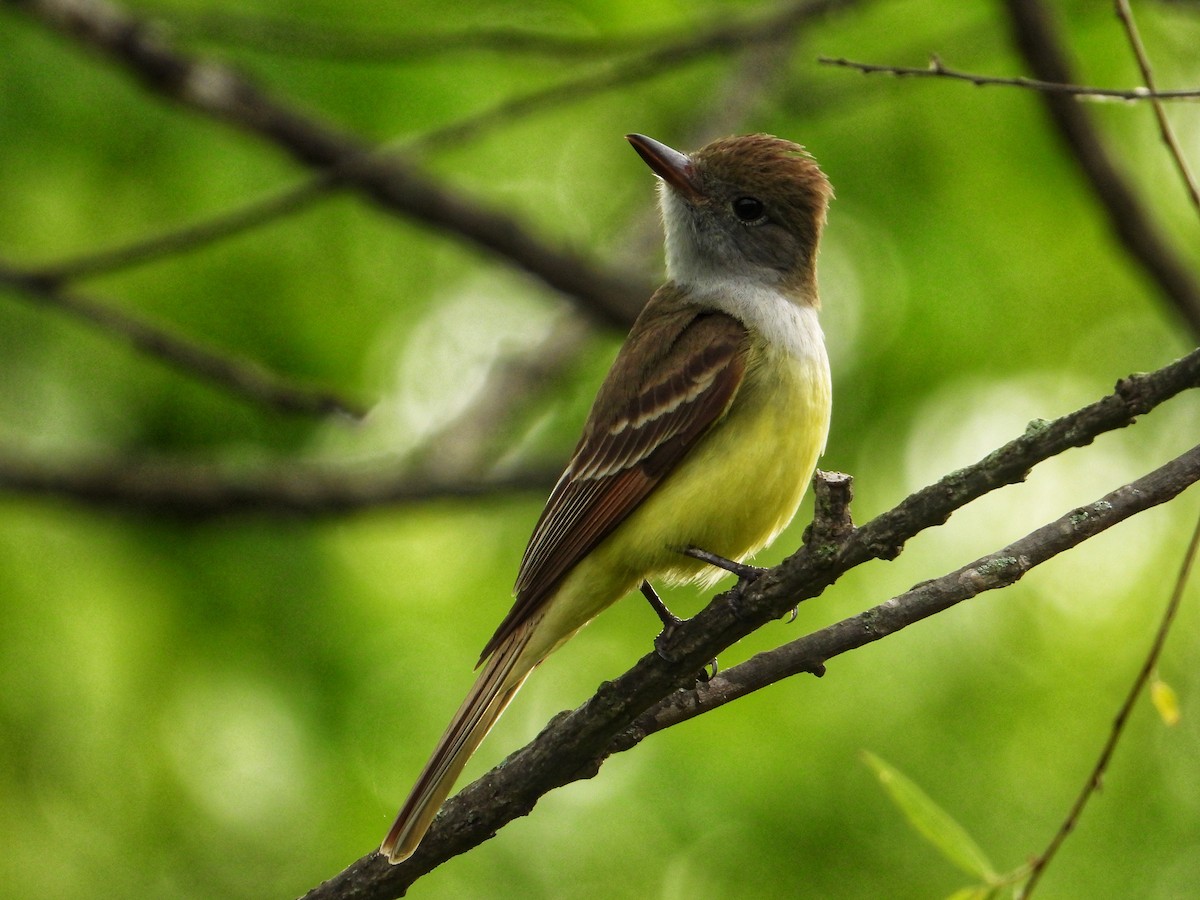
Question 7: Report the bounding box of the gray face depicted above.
[660,182,811,290]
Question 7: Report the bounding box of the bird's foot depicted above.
[641,580,717,682]
[683,546,767,615]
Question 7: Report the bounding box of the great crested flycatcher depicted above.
[381,133,833,862]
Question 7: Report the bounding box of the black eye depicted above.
[731,196,765,223]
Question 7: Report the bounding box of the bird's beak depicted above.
[626,134,702,200]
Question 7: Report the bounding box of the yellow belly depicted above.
[527,341,831,662]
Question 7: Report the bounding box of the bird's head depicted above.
[627,133,832,304]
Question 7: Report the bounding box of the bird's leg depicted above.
[684,547,766,594]
[641,580,682,640]
[683,546,766,581]
[640,580,717,681]
[682,546,795,621]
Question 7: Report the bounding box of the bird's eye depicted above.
[731,196,766,224]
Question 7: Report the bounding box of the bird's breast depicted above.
[608,305,831,588]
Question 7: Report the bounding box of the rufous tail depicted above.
[380,626,534,863]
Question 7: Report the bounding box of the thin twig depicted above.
[165,13,656,62]
[819,54,1200,101]
[25,175,335,284]
[1003,0,1200,338]
[1113,0,1200,213]
[1021,504,1200,897]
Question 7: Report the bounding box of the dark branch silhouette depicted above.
[0,449,560,518]
[3,0,645,327]
[5,0,869,327]
[16,0,849,295]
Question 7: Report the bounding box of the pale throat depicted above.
[658,188,825,364]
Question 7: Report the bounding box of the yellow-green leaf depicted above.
[862,750,997,881]
[1151,676,1181,727]
[945,888,992,900]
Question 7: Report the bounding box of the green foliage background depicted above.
[1,1,1199,897]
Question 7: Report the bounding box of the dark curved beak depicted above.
[625,134,702,200]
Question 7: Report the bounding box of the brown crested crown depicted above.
[692,133,832,229]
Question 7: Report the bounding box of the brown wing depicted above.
[478,289,749,662]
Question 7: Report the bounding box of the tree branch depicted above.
[0,449,560,518]
[0,259,363,419]
[628,447,1200,741]
[819,53,1200,100]
[1114,0,1200,214]
[301,388,1200,899]
[1002,0,1200,339]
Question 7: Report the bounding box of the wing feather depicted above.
[479,291,749,662]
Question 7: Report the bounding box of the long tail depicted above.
[380,622,537,863]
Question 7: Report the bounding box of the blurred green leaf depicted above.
[862,749,998,882]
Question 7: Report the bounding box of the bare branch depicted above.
[300,355,1200,898]
[1022,504,1200,897]
[163,13,657,62]
[0,449,559,518]
[819,53,1200,101]
[1002,0,1200,339]
[0,260,363,419]
[1114,0,1200,213]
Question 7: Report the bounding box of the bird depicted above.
[381,132,833,863]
